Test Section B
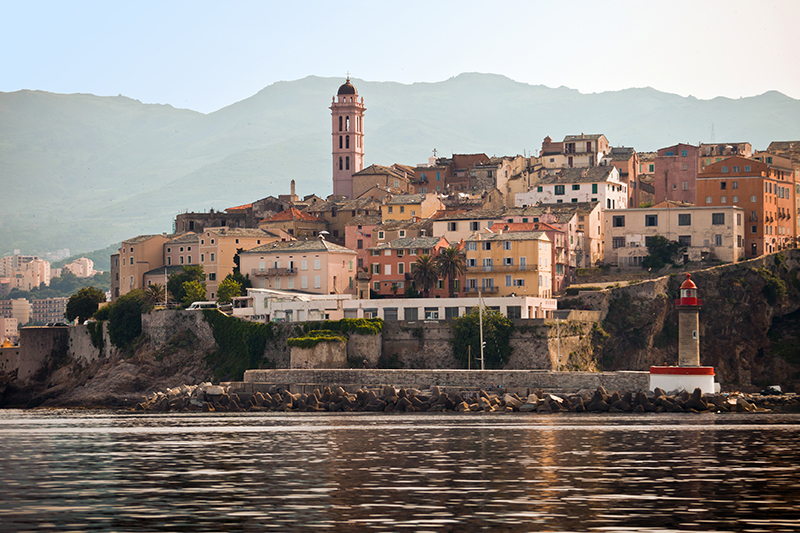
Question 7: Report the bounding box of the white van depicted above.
[187,301,218,310]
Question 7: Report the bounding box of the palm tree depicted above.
[435,245,466,298]
[145,283,167,307]
[411,254,439,298]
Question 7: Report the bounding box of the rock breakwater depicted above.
[134,383,799,414]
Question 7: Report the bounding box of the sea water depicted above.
[1,410,799,532]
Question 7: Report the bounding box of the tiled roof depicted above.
[370,236,445,250]
[168,233,199,244]
[226,203,253,211]
[374,218,433,232]
[538,166,616,185]
[431,208,505,221]
[638,152,656,161]
[305,197,381,213]
[385,193,427,205]
[345,214,383,226]
[143,265,185,277]
[563,134,604,142]
[123,234,165,245]
[465,230,548,242]
[264,207,324,223]
[354,164,405,177]
[207,227,282,238]
[242,239,355,255]
[498,222,561,233]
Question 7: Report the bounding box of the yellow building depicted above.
[464,229,552,298]
[117,234,170,299]
[199,228,287,300]
[381,193,444,222]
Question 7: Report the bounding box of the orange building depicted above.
[697,156,795,257]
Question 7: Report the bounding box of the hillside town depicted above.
[4,78,800,338]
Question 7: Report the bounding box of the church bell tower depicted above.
[331,77,365,199]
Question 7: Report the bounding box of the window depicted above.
[745,166,751,172]
[721,196,727,204]
[612,237,625,249]
[722,166,728,173]
[470,221,479,231]
[314,259,321,270]
[645,214,658,227]
[732,196,738,203]
[301,276,308,289]
[649,164,654,172]
[678,213,691,226]
[682,181,688,190]
[385,265,391,276]
[482,242,491,251]
[436,172,440,181]
[751,195,757,203]
[712,213,725,225]
[502,241,511,250]
[447,222,457,231]
[209,273,216,281]
[715,235,723,246]
[210,253,215,262]
[666,151,674,156]
[372,264,380,275]
[398,263,405,275]
[400,206,405,213]
[467,258,477,267]
[592,183,598,194]
[357,239,363,249]
[555,185,565,195]
[706,196,712,204]
[682,164,688,171]
[467,242,477,251]
[373,281,380,291]
[678,235,691,247]
[733,166,740,173]
[301,259,308,270]
[503,257,514,266]
[681,150,688,157]
[397,249,404,257]
[314,276,321,289]
[572,184,580,190]
[378,231,385,240]
[721,181,727,190]
[537,186,543,192]
[612,216,625,227]
[399,230,406,238]
[506,275,512,287]
[201,253,204,262]
[387,207,393,214]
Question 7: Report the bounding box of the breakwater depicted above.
[134,381,799,414]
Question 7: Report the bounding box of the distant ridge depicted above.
[1,74,799,256]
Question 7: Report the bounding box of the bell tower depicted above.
[331,76,365,199]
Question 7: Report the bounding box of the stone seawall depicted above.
[236,369,649,395]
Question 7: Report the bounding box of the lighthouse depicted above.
[650,273,717,393]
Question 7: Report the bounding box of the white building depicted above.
[516,166,627,211]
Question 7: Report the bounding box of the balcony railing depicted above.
[466,264,537,273]
[464,285,500,294]
[251,267,296,277]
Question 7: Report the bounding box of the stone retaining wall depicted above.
[236,369,649,395]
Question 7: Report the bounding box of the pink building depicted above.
[367,236,451,297]
[654,143,699,205]
[240,238,358,295]
[344,214,382,271]
[331,77,366,199]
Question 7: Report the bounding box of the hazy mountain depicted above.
[2,73,799,257]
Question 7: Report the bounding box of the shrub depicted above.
[286,329,347,349]
[202,310,276,380]
[450,308,514,369]
[106,289,147,350]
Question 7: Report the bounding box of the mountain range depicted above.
[2,73,800,258]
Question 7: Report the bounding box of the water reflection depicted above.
[0,411,799,531]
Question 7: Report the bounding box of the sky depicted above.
[2,0,800,114]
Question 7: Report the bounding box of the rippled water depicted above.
[1,411,799,532]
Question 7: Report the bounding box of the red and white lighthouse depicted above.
[650,273,716,393]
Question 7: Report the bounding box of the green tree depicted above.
[168,266,205,305]
[224,270,251,296]
[435,245,466,298]
[411,254,439,298]
[216,277,242,304]
[65,286,106,323]
[181,280,207,306]
[450,308,514,369]
[107,289,147,349]
[143,283,167,307]
[642,235,685,270]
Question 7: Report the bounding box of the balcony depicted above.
[251,267,296,277]
[466,264,537,273]
[464,285,500,294]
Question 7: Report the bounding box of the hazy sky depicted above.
[3,0,799,113]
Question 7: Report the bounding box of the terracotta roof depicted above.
[226,203,253,211]
[305,197,381,213]
[498,222,561,233]
[431,208,505,221]
[206,228,282,238]
[373,218,433,232]
[263,207,324,223]
[168,232,199,244]
[122,234,166,245]
[243,239,355,255]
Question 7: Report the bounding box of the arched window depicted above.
[357,116,360,132]
[345,116,350,132]
[346,135,349,149]
[339,136,342,149]
[345,156,350,170]
[338,116,342,131]
[339,157,343,170]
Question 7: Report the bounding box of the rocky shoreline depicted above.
[133,383,800,414]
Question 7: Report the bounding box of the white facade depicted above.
[516,167,626,210]
[232,289,557,322]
